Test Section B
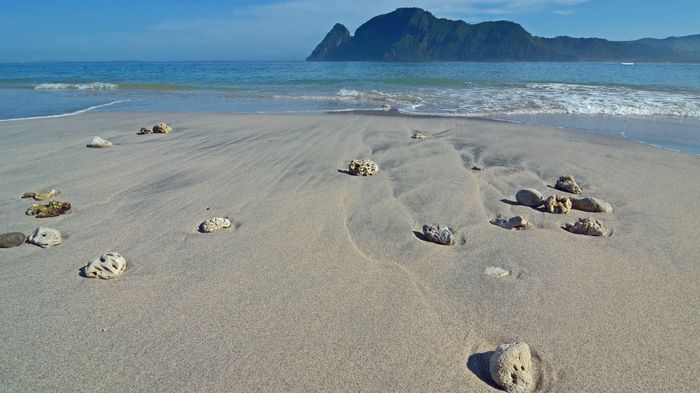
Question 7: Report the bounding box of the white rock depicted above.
[484,266,510,277]
[27,227,62,248]
[490,216,532,230]
[84,252,126,279]
[489,342,534,393]
[200,217,232,233]
[87,136,113,148]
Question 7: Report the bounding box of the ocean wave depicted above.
[34,82,118,90]
[0,100,127,122]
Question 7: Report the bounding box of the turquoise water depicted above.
[1,61,699,153]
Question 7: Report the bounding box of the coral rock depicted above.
[137,127,151,135]
[152,123,173,134]
[490,216,532,230]
[515,188,544,207]
[412,132,429,140]
[27,227,62,248]
[200,217,232,233]
[87,136,113,148]
[84,252,126,279]
[489,342,535,393]
[571,197,613,213]
[544,195,572,214]
[25,201,71,218]
[22,189,57,201]
[565,217,609,236]
[348,159,378,176]
[0,232,26,248]
[555,175,582,194]
[484,266,510,277]
[421,224,455,245]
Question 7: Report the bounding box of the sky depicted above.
[1,0,698,62]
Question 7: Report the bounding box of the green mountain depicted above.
[307,8,700,62]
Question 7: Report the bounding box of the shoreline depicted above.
[1,112,698,392]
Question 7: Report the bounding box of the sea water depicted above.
[1,61,698,154]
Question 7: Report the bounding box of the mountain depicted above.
[307,8,700,62]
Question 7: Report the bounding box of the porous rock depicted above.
[490,216,532,230]
[26,201,71,218]
[348,159,378,176]
[564,217,609,236]
[421,224,455,245]
[84,252,126,279]
[0,232,26,248]
[484,266,510,277]
[22,189,57,201]
[27,227,62,248]
[544,195,571,214]
[555,175,582,194]
[200,217,232,233]
[489,342,534,393]
[152,123,173,134]
[571,197,613,213]
[412,132,429,140]
[137,127,151,135]
[87,136,113,148]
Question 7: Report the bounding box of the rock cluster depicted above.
[26,201,72,218]
[570,197,612,213]
[87,136,113,148]
[27,227,62,248]
[22,189,57,201]
[84,252,126,279]
[421,224,455,245]
[490,216,532,230]
[544,195,571,214]
[489,342,535,393]
[200,217,232,233]
[564,217,609,236]
[137,127,151,135]
[515,189,544,207]
[555,175,582,194]
[348,159,378,176]
[153,123,173,134]
[0,232,26,248]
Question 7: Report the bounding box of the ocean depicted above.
[1,61,699,154]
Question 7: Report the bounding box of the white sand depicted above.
[0,112,698,392]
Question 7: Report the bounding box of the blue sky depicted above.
[1,0,698,61]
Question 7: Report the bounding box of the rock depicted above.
[571,197,613,213]
[84,252,126,279]
[348,159,378,176]
[152,123,173,134]
[490,216,532,230]
[555,175,582,194]
[515,189,544,207]
[564,217,609,236]
[489,342,534,393]
[472,166,483,171]
[544,195,572,214]
[412,132,429,140]
[21,189,57,201]
[27,227,62,248]
[87,136,113,148]
[137,127,151,135]
[421,224,455,245]
[484,266,510,277]
[200,217,232,233]
[0,232,26,248]
[381,104,392,112]
[25,201,71,218]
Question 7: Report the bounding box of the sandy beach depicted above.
[0,112,698,392]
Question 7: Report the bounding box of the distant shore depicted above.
[1,112,697,392]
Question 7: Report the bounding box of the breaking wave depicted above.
[34,82,119,90]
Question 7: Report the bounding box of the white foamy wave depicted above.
[0,100,128,122]
[34,82,118,90]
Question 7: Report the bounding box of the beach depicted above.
[0,112,698,392]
